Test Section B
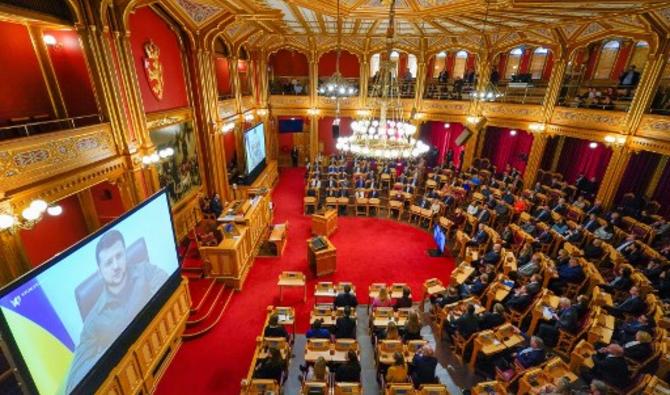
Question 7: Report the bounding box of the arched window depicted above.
[432,51,447,78]
[628,41,649,72]
[529,47,549,79]
[390,50,400,75]
[453,50,469,79]
[594,40,620,79]
[407,54,418,78]
[505,47,523,79]
[370,53,380,76]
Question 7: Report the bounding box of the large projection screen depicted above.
[244,123,267,175]
[0,190,181,395]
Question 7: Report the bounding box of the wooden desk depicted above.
[312,209,338,236]
[269,306,296,333]
[307,236,337,277]
[278,271,306,302]
[450,264,475,285]
[519,358,578,395]
[569,339,595,371]
[200,225,253,290]
[470,324,523,369]
[268,223,287,256]
[472,381,508,395]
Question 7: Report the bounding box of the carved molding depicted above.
[146,107,192,130]
[0,124,118,195]
[269,95,311,108]
[629,136,670,156]
[240,96,256,113]
[482,103,544,122]
[218,99,237,120]
[550,107,625,133]
[420,100,469,115]
[636,114,670,142]
[317,96,361,109]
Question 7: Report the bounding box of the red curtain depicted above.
[466,53,476,74]
[481,127,534,175]
[653,162,670,216]
[542,51,554,80]
[497,54,508,77]
[269,49,309,76]
[584,44,600,80]
[615,151,660,204]
[610,41,633,81]
[318,51,360,78]
[556,137,612,184]
[319,117,353,155]
[419,121,466,167]
[539,136,558,171]
[518,48,532,74]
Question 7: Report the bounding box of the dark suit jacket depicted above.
[584,244,604,260]
[558,264,585,283]
[593,354,630,389]
[335,363,360,382]
[334,316,356,339]
[557,306,579,333]
[624,342,652,362]
[516,347,546,368]
[552,204,567,215]
[506,293,532,311]
[473,230,489,245]
[334,293,358,308]
[616,296,645,316]
[411,355,438,385]
[477,209,491,223]
[482,251,501,265]
[452,312,480,338]
[583,219,600,232]
[264,325,288,339]
[478,312,505,330]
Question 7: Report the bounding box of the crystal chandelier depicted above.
[317,0,357,99]
[336,0,429,159]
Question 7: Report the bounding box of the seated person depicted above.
[549,257,585,294]
[263,314,289,339]
[551,218,569,236]
[516,244,534,266]
[335,350,361,382]
[593,223,614,241]
[522,218,539,235]
[334,306,356,339]
[478,303,506,330]
[334,284,358,308]
[444,303,479,339]
[432,286,461,308]
[582,213,600,232]
[584,343,630,389]
[459,273,490,297]
[584,238,605,261]
[564,225,584,244]
[615,314,653,344]
[395,287,413,310]
[621,242,644,266]
[465,224,490,247]
[402,311,422,342]
[372,287,393,309]
[601,266,633,294]
[537,297,580,347]
[505,274,542,311]
[533,228,553,248]
[623,330,653,362]
[305,356,330,382]
[606,286,646,318]
[386,352,408,383]
[411,345,438,388]
[552,198,568,215]
[500,226,514,248]
[380,321,401,341]
[306,319,331,339]
[466,200,481,216]
[513,336,547,369]
[534,205,552,223]
[471,243,502,268]
[518,253,542,278]
[254,347,286,381]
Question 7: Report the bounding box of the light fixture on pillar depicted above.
[307,108,320,116]
[256,109,268,117]
[0,199,63,232]
[604,135,627,147]
[468,0,503,102]
[509,129,518,136]
[317,0,357,101]
[335,0,428,160]
[141,147,175,166]
[243,111,255,123]
[220,122,235,134]
[528,122,546,133]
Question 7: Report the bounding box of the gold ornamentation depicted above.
[551,107,625,133]
[143,40,164,101]
[482,103,544,121]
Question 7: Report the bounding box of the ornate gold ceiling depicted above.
[164,0,670,55]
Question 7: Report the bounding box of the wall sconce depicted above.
[509,129,518,136]
[413,112,426,120]
[356,109,371,117]
[0,199,63,232]
[43,34,58,46]
[256,109,268,117]
[307,108,320,116]
[466,115,481,124]
[444,123,451,128]
[220,122,235,134]
[589,142,599,149]
[243,112,255,122]
[604,135,627,147]
[141,147,174,166]
[528,122,546,133]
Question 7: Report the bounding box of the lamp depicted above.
[0,199,63,232]
[307,108,320,116]
[220,122,235,134]
[318,0,357,102]
[141,147,175,166]
[468,0,503,103]
[528,122,546,133]
[604,135,627,147]
[335,0,429,160]
[43,34,57,46]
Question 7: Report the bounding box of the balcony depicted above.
[368,78,416,99]
[0,114,103,142]
[269,77,309,96]
[423,80,474,101]
[557,79,636,112]
[495,80,547,105]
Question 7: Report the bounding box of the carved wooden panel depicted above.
[636,114,670,142]
[317,96,361,110]
[550,107,625,133]
[0,124,117,195]
[240,96,256,113]
[629,136,670,156]
[146,108,192,130]
[269,95,310,108]
[218,99,237,120]
[421,100,469,115]
[482,103,544,122]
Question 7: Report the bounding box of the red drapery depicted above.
[497,54,508,77]
[615,151,660,204]
[481,127,534,175]
[542,51,555,81]
[584,44,600,80]
[518,48,532,74]
[556,137,612,184]
[319,117,353,155]
[610,41,633,81]
[419,121,466,167]
[653,162,670,216]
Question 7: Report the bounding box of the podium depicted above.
[307,237,337,277]
[312,209,337,236]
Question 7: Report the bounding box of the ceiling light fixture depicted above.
[317,0,357,103]
[0,199,63,232]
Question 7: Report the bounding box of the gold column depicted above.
[360,57,369,107]
[28,25,67,119]
[230,55,242,114]
[550,136,565,172]
[0,231,31,286]
[523,133,548,187]
[596,146,632,208]
[113,174,139,211]
[475,125,488,159]
[462,121,485,170]
[541,53,568,121]
[414,60,426,110]
[259,50,269,108]
[645,155,668,198]
[77,188,101,232]
[309,115,319,160]
[309,54,318,109]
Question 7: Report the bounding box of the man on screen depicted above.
[65,230,169,393]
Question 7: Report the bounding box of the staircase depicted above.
[183,277,235,339]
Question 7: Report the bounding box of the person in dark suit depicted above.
[334,306,356,339]
[478,303,506,330]
[514,336,547,369]
[306,319,331,339]
[264,314,289,339]
[395,287,413,310]
[505,284,535,311]
[586,201,604,216]
[466,224,490,247]
[411,345,438,388]
[537,297,580,347]
[471,243,502,268]
[253,347,286,382]
[552,198,568,216]
[615,314,653,344]
[623,331,653,362]
[535,205,552,223]
[335,350,361,382]
[607,286,646,318]
[564,225,584,244]
[445,303,480,339]
[549,257,585,294]
[460,273,489,297]
[582,213,600,232]
[619,65,640,90]
[587,344,631,389]
[477,207,491,224]
[602,266,633,293]
[584,239,605,261]
[334,284,358,308]
[622,243,644,266]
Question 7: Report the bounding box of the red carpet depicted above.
[155,167,455,394]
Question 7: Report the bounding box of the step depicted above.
[183,288,235,339]
[187,281,226,324]
[187,277,217,314]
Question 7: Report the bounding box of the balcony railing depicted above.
[423,80,474,100]
[316,78,360,97]
[496,80,547,105]
[269,77,310,96]
[557,79,636,112]
[0,114,104,142]
[368,78,416,99]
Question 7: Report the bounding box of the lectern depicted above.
[312,209,338,236]
[307,237,337,277]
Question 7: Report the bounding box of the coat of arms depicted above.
[143,40,164,100]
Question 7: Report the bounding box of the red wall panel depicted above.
[610,41,633,81]
[20,195,89,266]
[45,29,98,118]
[542,51,554,80]
[0,21,53,125]
[91,182,126,225]
[215,57,232,95]
[420,121,466,167]
[223,131,236,165]
[128,7,188,113]
[482,127,534,175]
[465,53,476,74]
[319,116,352,155]
[518,48,532,74]
[318,51,360,78]
[269,49,309,76]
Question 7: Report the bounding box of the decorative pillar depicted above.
[28,25,68,119]
[309,53,319,108]
[113,174,139,210]
[77,188,101,232]
[0,231,31,286]
[596,146,632,208]
[360,57,369,107]
[645,156,669,198]
[475,125,488,159]
[550,136,566,172]
[523,133,548,187]
[541,52,568,121]
[309,114,319,160]
[230,55,242,114]
[462,121,485,170]
[259,50,269,108]
[414,60,426,110]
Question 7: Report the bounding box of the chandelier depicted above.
[336,0,429,159]
[0,199,63,232]
[468,0,502,102]
[317,0,357,99]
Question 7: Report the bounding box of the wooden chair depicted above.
[555,314,591,356]
[304,196,317,214]
[302,381,328,395]
[335,382,362,395]
[385,383,415,395]
[417,384,448,394]
[242,379,280,395]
